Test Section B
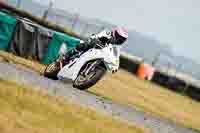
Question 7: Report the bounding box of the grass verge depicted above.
[90,70,200,131]
[1,51,200,131]
[0,79,148,133]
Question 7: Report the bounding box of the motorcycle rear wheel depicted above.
[44,61,60,80]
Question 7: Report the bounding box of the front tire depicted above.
[73,66,106,90]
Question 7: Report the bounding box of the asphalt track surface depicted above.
[0,62,198,133]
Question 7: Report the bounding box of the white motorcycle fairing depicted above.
[57,44,119,81]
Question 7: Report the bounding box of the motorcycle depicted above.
[44,42,120,90]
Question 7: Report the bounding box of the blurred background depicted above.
[4,0,200,80]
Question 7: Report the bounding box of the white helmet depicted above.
[112,27,128,45]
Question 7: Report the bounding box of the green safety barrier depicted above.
[42,31,81,64]
[0,11,17,50]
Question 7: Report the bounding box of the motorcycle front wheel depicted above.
[73,64,106,90]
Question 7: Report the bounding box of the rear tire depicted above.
[73,66,106,90]
[44,62,60,80]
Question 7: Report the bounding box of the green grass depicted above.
[0,79,148,133]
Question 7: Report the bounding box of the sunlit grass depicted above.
[0,51,46,74]
[0,79,148,133]
[90,70,200,131]
[1,50,200,131]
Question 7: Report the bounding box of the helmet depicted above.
[112,27,128,45]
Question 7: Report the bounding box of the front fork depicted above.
[81,60,103,76]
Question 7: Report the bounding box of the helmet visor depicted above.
[113,31,127,45]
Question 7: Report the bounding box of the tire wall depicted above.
[120,53,200,101]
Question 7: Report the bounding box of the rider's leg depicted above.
[62,41,92,63]
[62,48,79,63]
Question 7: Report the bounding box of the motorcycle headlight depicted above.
[111,59,119,66]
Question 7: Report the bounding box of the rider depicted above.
[61,27,128,70]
